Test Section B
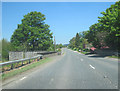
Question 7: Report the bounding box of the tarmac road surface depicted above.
[3,48,118,89]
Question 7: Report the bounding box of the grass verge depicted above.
[108,55,120,59]
[81,51,88,54]
[1,57,52,80]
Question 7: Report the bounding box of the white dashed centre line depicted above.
[81,59,83,61]
[20,77,27,81]
[89,64,95,69]
[49,78,54,84]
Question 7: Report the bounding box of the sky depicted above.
[2,2,115,44]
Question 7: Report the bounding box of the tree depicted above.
[11,11,53,51]
[85,23,103,48]
[2,39,11,61]
[98,1,120,50]
[56,44,63,49]
[84,1,120,50]
[75,33,80,48]
[77,32,89,50]
[68,37,76,49]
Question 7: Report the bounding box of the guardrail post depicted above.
[16,62,18,68]
[40,56,42,59]
[11,64,13,70]
[29,59,31,64]
[22,61,23,66]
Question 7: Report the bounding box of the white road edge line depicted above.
[89,64,95,69]
[20,77,27,81]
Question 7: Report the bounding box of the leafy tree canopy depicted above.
[85,2,120,50]
[75,33,80,48]
[11,11,53,51]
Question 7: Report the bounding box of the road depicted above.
[3,48,118,89]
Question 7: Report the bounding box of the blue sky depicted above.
[2,2,115,44]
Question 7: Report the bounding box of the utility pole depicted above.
[54,36,56,52]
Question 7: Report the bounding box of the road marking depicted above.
[115,86,118,88]
[81,59,83,61]
[49,78,54,84]
[20,77,27,81]
[51,78,54,81]
[89,64,95,69]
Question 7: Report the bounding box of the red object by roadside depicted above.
[90,47,96,51]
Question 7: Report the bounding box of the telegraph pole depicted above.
[54,36,56,52]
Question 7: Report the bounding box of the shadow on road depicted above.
[88,55,106,58]
[85,52,96,55]
[85,52,114,58]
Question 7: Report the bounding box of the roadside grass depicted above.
[1,57,52,80]
[81,51,88,54]
[108,55,120,59]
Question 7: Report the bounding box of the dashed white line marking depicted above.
[20,77,27,81]
[49,78,54,84]
[81,59,83,61]
[89,64,95,69]
[51,78,54,81]
[115,86,118,88]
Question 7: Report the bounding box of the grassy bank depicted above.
[1,57,52,80]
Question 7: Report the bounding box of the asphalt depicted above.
[2,48,118,89]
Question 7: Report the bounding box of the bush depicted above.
[76,48,79,52]
[57,48,61,52]
[82,48,90,52]
[73,48,77,51]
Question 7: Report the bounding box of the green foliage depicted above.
[2,39,11,61]
[82,48,90,52]
[98,2,119,49]
[57,48,61,52]
[11,11,53,51]
[68,37,76,49]
[85,2,120,50]
[56,44,63,49]
[75,33,80,48]
[47,44,54,51]
[79,32,89,49]
[73,48,77,51]
[85,24,102,48]
[68,32,89,51]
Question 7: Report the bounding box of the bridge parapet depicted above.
[9,51,57,61]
